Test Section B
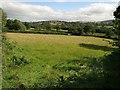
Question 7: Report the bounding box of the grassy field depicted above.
[2,33,117,88]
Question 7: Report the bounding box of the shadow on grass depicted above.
[79,43,115,51]
[53,57,106,88]
[50,50,120,88]
[6,51,120,88]
[102,50,120,88]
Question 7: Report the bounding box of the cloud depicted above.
[54,0,119,2]
[2,1,60,21]
[75,3,117,21]
[2,0,119,2]
[1,0,118,22]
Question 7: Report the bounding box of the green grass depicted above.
[2,33,117,88]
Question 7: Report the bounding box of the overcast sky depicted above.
[0,0,119,22]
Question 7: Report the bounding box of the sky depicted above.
[0,0,119,22]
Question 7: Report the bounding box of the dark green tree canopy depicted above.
[114,6,120,18]
[6,19,14,30]
[114,5,120,48]
[24,22,31,29]
[83,24,92,34]
[14,19,26,30]
[6,19,26,31]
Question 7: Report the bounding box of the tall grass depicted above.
[2,33,118,88]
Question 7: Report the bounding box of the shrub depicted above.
[9,55,30,66]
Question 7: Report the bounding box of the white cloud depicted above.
[1,0,118,22]
[9,0,120,2]
[54,0,119,2]
[75,3,117,21]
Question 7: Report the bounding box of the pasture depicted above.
[2,33,116,88]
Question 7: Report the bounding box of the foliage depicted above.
[0,8,7,27]
[54,24,61,32]
[0,8,7,31]
[2,35,16,54]
[2,34,31,88]
[114,5,120,48]
[8,55,30,66]
[2,5,120,89]
[83,24,92,34]
[102,50,120,88]
[4,18,117,39]
[71,26,83,35]
[3,33,116,88]
[6,19,14,30]
[105,28,115,38]
[24,22,31,29]
[114,6,120,18]
[13,19,26,30]
[6,19,26,31]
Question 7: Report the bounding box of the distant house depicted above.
[30,28,34,30]
[68,33,71,35]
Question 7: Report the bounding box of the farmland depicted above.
[1,2,120,88]
[2,33,118,88]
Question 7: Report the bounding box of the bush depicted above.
[9,55,30,66]
[2,35,17,55]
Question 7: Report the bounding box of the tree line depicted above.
[1,7,119,41]
[3,18,116,38]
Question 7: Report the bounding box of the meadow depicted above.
[2,33,117,88]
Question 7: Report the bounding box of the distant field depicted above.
[3,33,116,88]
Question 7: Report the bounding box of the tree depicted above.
[54,24,61,32]
[114,6,120,18]
[91,26,96,34]
[6,19,14,30]
[13,19,26,31]
[6,19,26,31]
[105,28,114,38]
[77,27,83,35]
[83,24,92,34]
[33,23,41,30]
[114,5,120,49]
[45,23,51,30]
[68,25,76,35]
[24,22,31,30]
[42,22,51,30]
